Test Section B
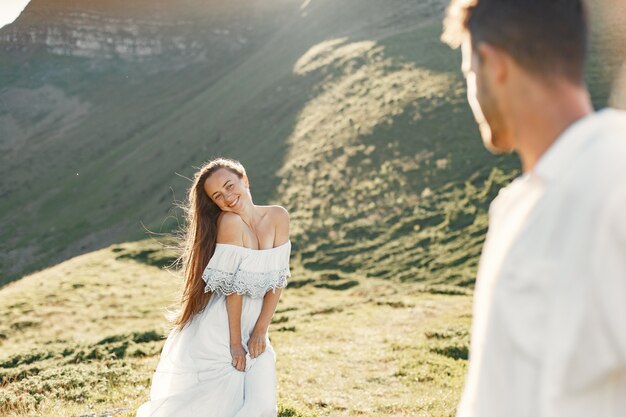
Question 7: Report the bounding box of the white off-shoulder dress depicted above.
[136,240,291,417]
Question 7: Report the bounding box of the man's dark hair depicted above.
[442,0,589,84]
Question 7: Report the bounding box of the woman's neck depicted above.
[237,202,262,230]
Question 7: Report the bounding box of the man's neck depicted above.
[513,82,593,173]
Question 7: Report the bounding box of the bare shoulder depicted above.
[267,205,290,243]
[268,205,290,221]
[216,211,245,244]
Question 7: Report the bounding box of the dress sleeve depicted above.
[201,244,291,298]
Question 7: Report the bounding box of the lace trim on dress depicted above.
[201,267,290,298]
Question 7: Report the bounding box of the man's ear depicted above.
[476,42,508,85]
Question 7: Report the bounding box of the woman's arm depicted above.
[216,212,248,371]
[226,293,246,371]
[248,288,282,358]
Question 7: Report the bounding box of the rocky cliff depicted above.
[0,0,292,60]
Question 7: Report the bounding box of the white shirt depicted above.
[457,108,626,417]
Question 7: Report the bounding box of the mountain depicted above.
[0,0,623,286]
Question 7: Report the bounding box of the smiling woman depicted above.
[0,0,30,29]
[136,157,291,417]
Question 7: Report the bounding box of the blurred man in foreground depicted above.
[441,0,626,416]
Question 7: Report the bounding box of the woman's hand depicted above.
[248,330,267,358]
[230,343,247,371]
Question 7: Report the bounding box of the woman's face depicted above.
[204,168,249,212]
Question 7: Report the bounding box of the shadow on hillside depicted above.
[114,248,178,270]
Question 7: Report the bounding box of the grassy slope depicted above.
[0,0,300,283]
[0,0,494,285]
[0,0,610,285]
[0,238,471,417]
[1,0,622,287]
[0,5,484,414]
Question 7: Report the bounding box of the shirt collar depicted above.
[532,109,611,182]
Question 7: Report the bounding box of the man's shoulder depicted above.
[574,109,626,181]
[597,107,626,124]
[551,110,626,222]
[593,108,626,149]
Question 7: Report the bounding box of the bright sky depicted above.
[0,0,31,30]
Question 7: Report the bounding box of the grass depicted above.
[0,238,471,417]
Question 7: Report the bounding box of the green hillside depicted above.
[1,0,623,287]
[0,238,472,416]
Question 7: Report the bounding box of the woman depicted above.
[137,157,291,417]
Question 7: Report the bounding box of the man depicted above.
[441,1,626,416]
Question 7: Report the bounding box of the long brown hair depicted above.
[168,157,247,332]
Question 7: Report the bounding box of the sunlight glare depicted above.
[0,0,31,30]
